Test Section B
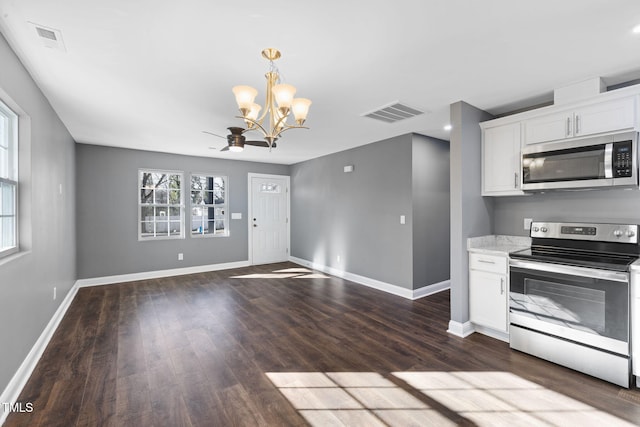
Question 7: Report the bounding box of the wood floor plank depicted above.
[4,261,640,426]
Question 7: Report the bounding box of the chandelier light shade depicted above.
[231,48,311,149]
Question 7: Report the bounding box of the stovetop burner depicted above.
[510,221,640,272]
[509,246,637,272]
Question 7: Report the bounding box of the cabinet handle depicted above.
[566,117,571,137]
[478,259,495,264]
[514,172,518,189]
[575,115,580,135]
[500,277,505,295]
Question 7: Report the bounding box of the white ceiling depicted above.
[1,0,640,165]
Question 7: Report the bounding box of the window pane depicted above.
[214,220,225,234]
[214,207,225,220]
[140,206,154,221]
[203,190,214,205]
[169,189,180,204]
[169,221,181,236]
[169,207,181,218]
[1,181,15,215]
[155,189,168,204]
[0,147,7,179]
[191,190,203,205]
[156,206,168,218]
[140,189,154,204]
[140,221,155,238]
[1,216,16,249]
[169,174,180,190]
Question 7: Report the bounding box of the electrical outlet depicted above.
[337,254,341,263]
[53,287,57,301]
[400,215,406,225]
[178,253,184,261]
[524,218,533,230]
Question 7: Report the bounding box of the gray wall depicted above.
[290,133,450,291]
[0,34,76,395]
[493,190,640,235]
[449,101,494,324]
[412,134,450,289]
[76,144,288,279]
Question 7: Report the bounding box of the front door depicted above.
[249,174,289,265]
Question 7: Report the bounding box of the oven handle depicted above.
[509,259,629,283]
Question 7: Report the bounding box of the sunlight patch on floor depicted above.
[231,268,330,280]
[266,371,636,427]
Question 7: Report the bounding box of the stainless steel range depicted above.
[509,221,640,387]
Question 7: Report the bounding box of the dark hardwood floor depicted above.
[5,262,640,426]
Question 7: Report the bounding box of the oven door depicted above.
[509,259,629,356]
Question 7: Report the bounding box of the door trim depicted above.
[247,173,291,265]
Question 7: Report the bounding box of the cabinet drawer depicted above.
[469,253,507,274]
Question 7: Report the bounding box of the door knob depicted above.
[253,224,257,227]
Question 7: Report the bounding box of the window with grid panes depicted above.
[0,99,18,258]
[190,174,228,236]
[138,170,184,240]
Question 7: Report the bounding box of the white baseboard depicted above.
[76,260,251,287]
[413,280,451,299]
[0,281,79,425]
[473,324,509,343]
[289,256,449,300]
[447,320,475,338]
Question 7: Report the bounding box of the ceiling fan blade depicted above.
[220,146,230,152]
[202,130,226,139]
[244,140,270,147]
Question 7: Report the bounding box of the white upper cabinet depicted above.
[482,122,524,196]
[524,96,637,145]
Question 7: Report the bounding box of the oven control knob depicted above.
[614,230,623,237]
[627,230,635,238]
[540,227,548,232]
[532,227,539,232]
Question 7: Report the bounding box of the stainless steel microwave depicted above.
[521,131,638,191]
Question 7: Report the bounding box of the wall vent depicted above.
[29,22,66,51]
[362,102,425,123]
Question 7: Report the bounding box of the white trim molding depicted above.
[289,256,450,300]
[0,282,79,425]
[76,260,250,287]
[447,320,475,338]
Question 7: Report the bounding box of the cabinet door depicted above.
[574,97,636,138]
[632,271,640,377]
[524,110,573,144]
[469,270,508,332]
[482,123,523,195]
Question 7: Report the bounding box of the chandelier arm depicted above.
[236,116,269,138]
[273,124,310,139]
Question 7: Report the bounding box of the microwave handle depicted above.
[604,143,613,178]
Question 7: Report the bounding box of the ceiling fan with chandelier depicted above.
[203,48,311,153]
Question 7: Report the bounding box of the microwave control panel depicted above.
[613,140,633,178]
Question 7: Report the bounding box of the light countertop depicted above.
[467,235,531,256]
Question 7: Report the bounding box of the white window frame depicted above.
[190,173,229,238]
[138,169,185,241]
[0,99,18,259]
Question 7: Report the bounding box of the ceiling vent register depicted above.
[362,102,425,123]
[29,22,66,51]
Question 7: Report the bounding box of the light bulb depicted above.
[232,86,258,110]
[292,98,312,122]
[272,84,296,109]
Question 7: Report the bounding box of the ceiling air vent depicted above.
[362,102,425,123]
[29,22,66,51]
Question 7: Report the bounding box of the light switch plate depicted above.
[524,218,533,230]
[231,213,242,220]
[400,215,406,225]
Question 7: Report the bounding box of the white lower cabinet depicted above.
[632,269,639,384]
[469,253,508,334]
